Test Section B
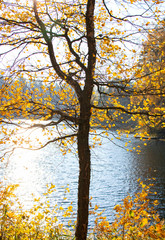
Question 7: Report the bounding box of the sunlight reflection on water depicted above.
[4,148,44,208]
[0,121,165,224]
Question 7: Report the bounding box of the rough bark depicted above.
[75,97,91,240]
[75,0,96,239]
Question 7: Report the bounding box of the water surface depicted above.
[0,129,164,225]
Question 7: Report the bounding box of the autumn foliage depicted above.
[132,20,165,136]
[0,180,164,240]
[94,180,165,239]
[0,0,165,239]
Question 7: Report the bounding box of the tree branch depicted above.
[91,104,164,117]
[33,0,82,101]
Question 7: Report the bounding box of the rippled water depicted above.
[0,129,165,225]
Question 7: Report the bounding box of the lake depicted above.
[0,129,165,226]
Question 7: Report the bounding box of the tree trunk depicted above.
[75,0,96,237]
[75,98,91,240]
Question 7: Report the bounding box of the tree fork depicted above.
[75,0,96,238]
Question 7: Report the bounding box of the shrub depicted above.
[0,182,73,239]
[0,180,164,239]
[93,180,165,239]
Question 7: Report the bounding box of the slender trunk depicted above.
[75,97,91,240]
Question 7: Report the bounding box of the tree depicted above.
[132,19,165,137]
[0,0,164,239]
